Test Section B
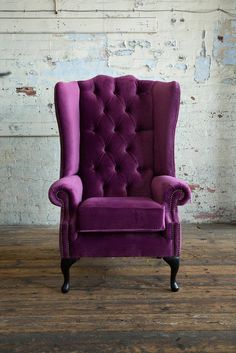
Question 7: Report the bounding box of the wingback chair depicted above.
[49,75,191,293]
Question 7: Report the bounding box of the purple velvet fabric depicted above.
[78,76,154,198]
[49,75,191,259]
[71,232,176,258]
[78,197,165,232]
[151,176,191,240]
[49,175,83,257]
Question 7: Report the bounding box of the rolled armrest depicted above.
[48,175,83,209]
[151,175,191,207]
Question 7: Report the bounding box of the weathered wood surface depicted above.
[0,224,236,352]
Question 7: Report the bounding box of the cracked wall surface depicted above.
[0,0,236,224]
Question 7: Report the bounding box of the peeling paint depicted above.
[127,40,151,49]
[134,0,144,8]
[46,56,56,67]
[165,40,177,47]
[221,77,236,85]
[175,63,187,72]
[213,20,236,65]
[145,59,156,71]
[194,29,211,82]
[210,112,224,119]
[112,49,134,56]
[194,55,211,82]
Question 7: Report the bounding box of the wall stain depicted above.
[207,187,216,193]
[189,184,201,191]
[16,87,36,96]
[213,20,236,65]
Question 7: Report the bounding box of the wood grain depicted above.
[0,224,236,352]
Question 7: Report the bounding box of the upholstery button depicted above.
[137,166,142,173]
[93,125,99,133]
[115,165,120,172]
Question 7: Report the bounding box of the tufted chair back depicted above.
[55,75,180,201]
[79,75,154,199]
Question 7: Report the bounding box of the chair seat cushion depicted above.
[78,197,165,232]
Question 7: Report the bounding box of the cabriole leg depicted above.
[61,258,77,293]
[163,256,180,292]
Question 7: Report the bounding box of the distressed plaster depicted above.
[213,19,236,65]
[0,0,236,224]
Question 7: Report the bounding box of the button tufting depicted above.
[115,165,120,172]
[93,126,99,133]
[78,77,154,200]
[137,166,142,173]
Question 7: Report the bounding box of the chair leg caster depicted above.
[61,258,77,293]
[163,256,180,292]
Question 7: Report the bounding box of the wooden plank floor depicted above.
[0,224,236,352]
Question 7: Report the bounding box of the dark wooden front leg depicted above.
[61,258,77,293]
[163,256,180,292]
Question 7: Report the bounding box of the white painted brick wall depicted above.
[0,0,235,224]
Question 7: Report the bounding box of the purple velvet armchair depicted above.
[49,75,191,293]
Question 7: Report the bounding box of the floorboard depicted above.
[0,224,236,352]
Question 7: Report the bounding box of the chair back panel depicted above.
[78,75,154,199]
